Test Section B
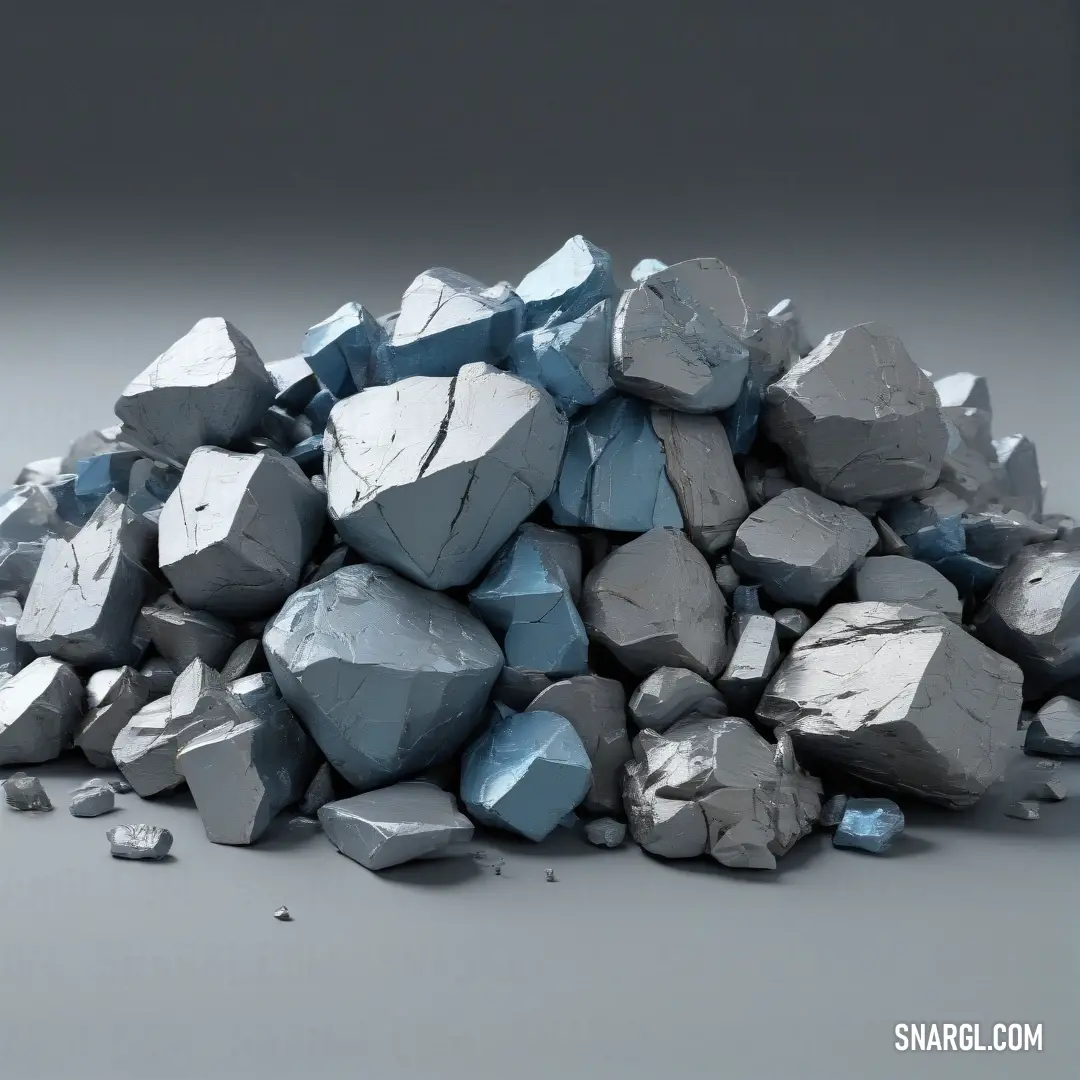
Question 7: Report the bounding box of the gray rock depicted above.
[773,608,811,642]
[298,761,335,816]
[0,657,82,766]
[764,323,949,504]
[525,675,630,816]
[219,638,265,681]
[0,540,45,602]
[1029,776,1067,801]
[17,492,153,667]
[713,562,740,599]
[757,601,1024,808]
[325,363,566,591]
[265,354,319,413]
[623,719,822,868]
[730,487,878,608]
[973,544,1080,699]
[610,259,751,412]
[263,564,503,792]
[0,483,67,544]
[125,458,182,533]
[934,372,991,413]
[628,666,726,732]
[874,517,912,557]
[1023,696,1080,757]
[75,665,153,767]
[1004,800,1040,821]
[302,302,385,397]
[159,448,323,620]
[69,780,116,817]
[650,408,749,553]
[819,793,849,828]
[584,817,627,847]
[717,614,781,715]
[962,510,1056,565]
[3,772,53,811]
[60,425,130,475]
[516,235,615,329]
[139,656,177,697]
[16,457,64,486]
[141,595,237,673]
[0,595,31,679]
[854,556,963,621]
[832,798,905,854]
[581,528,729,679]
[742,457,799,510]
[107,779,134,794]
[767,298,813,359]
[319,782,475,870]
[273,906,292,921]
[994,435,1043,519]
[936,417,1003,510]
[177,684,319,845]
[107,823,173,860]
[114,317,277,465]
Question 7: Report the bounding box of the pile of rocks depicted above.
[1,237,1076,872]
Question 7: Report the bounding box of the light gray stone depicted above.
[107,823,173,859]
[717,614,781,715]
[0,657,82,766]
[854,556,963,621]
[69,780,116,817]
[628,666,726,732]
[584,817,627,847]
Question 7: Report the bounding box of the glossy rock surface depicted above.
[1023,696,1080,757]
[142,595,237,673]
[717,614,781,715]
[627,666,726,732]
[3,772,53,811]
[832,798,905,854]
[302,302,385,397]
[0,657,82,766]
[516,235,614,330]
[107,823,173,860]
[69,779,116,818]
[854,555,962,621]
[75,666,152,768]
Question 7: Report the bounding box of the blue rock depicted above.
[47,474,100,528]
[469,525,588,677]
[126,459,182,530]
[930,552,1003,596]
[516,235,615,330]
[373,269,524,384]
[73,449,142,502]
[832,798,905,854]
[548,396,684,532]
[630,258,668,283]
[460,709,592,842]
[288,435,324,475]
[304,389,338,435]
[732,585,764,614]
[720,372,765,455]
[882,501,966,562]
[506,299,614,417]
[302,302,385,398]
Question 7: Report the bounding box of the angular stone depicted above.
[460,709,592,842]
[525,675,630,816]
[469,525,588,677]
[973,544,1080,698]
[936,417,1003,510]
[630,258,667,283]
[585,817,627,847]
[875,517,911,557]
[302,302,385,398]
[581,528,729,679]
[287,435,323,475]
[962,510,1056,565]
[713,562,740,599]
[934,372,991,413]
[610,260,751,412]
[264,564,503,791]
[1030,776,1067,801]
[0,541,45,603]
[628,667,726,733]
[764,323,949,504]
[107,779,133,794]
[47,472,102,530]
[139,656,177,697]
[220,638,265,682]
[757,601,1024,807]
[493,667,553,711]
[516,235,615,330]
[0,657,82,766]
[3,772,53,811]
[17,492,153,667]
[59,426,127,475]
[141,595,237,673]
[881,498,966,564]
[854,556,962,621]
[994,435,1043,519]
[125,458,182,532]
[158,447,324,619]
[0,596,31,679]
[75,665,152,767]
[742,457,799,510]
[16,458,64,486]
[506,299,614,417]
[298,761,335,816]
[768,298,813,359]
[265,355,319,413]
[623,718,822,868]
[114,317,277,465]
[650,408,748,553]
[107,823,173,860]
[304,388,338,435]
[1023,696,1080,757]
[69,780,115,818]
[373,270,524,383]
[0,483,67,543]
[832,798,904,854]
[326,363,566,590]
[319,782,475,870]
[255,406,313,454]
[1004,800,1039,821]
[773,608,811,642]
[547,395,683,532]
[730,488,877,608]
[177,684,319,845]
[718,614,781,715]
[819,793,848,828]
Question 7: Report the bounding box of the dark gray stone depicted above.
[265,355,319,413]
[0,483,68,544]
[854,556,962,621]
[627,667,726,732]
[69,779,116,818]
[818,793,848,828]
[3,772,53,811]
[1004,800,1039,821]
[1023,696,1080,757]
[141,595,237,673]
[298,761,334,816]
[75,665,153,767]
[0,540,45,603]
[773,608,811,642]
[994,435,1043,519]
[584,817,627,847]
[0,596,31,679]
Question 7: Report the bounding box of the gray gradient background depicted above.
[1,3,1077,1079]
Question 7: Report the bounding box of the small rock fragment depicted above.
[713,562,740,599]
[141,595,238,673]
[628,666,726,732]
[994,435,1043,519]
[75,665,153,767]
[304,388,337,434]
[584,817,627,847]
[302,302,385,397]
[0,483,68,543]
[0,540,45,603]
[273,906,292,922]
[107,823,173,860]
[854,556,963,621]
[818,793,849,828]
[516,235,615,330]
[962,510,1056,565]
[69,780,116,817]
[108,779,133,794]
[1029,777,1067,802]
[767,299,813,359]
[874,516,911,557]
[544,868,556,882]
[1004,800,1040,821]
[832,798,905,854]
[3,772,53,811]
[298,761,335,816]
[219,639,265,681]
[265,355,319,413]
[717,614,781,715]
[125,458,182,532]
[493,668,553,711]
[773,608,811,642]
[0,656,83,766]
[1023,696,1080,757]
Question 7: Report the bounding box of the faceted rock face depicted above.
[302,302,385,398]
[630,258,668,283]
[628,666,726,732]
[756,601,1024,808]
[325,363,566,590]
[764,323,949,504]
[934,372,991,413]
[158,448,324,619]
[142,595,237,673]
[69,780,116,818]
[1,483,69,544]
[220,638,265,682]
[0,596,31,679]
[584,817,627,847]
[506,299,614,417]
[622,718,822,868]
[832,798,904,854]
[139,656,177,698]
[1023,696,1080,757]
[107,824,173,860]
[610,259,751,413]
[854,556,962,622]
[768,299,813,360]
[773,608,811,642]
[973,544,1080,699]
[962,510,1055,566]
[525,675,630,816]
[16,458,64,486]
[460,709,592,842]
[319,782,475,870]
[493,667,553,711]
[582,529,729,679]
[650,409,749,553]
[0,657,83,766]
[263,564,504,792]
[4,772,53,811]
[75,665,152,767]
[516,235,615,330]
[265,355,319,414]
[469,525,588,677]
[373,269,524,383]
[730,488,878,608]
[0,540,45,602]
[177,685,319,845]
[298,761,335,816]
[126,459,182,532]
[994,435,1043,519]
[717,614,781,716]
[17,492,153,667]
[114,317,276,465]
[819,793,848,828]
[1004,800,1039,820]
[547,396,683,532]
